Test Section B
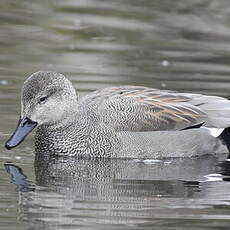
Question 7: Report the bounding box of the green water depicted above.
[1,0,230,229]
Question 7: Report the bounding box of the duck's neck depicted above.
[34,101,93,155]
[34,117,79,156]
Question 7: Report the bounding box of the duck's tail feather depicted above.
[183,93,230,128]
[219,127,230,154]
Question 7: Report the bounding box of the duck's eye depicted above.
[39,96,48,103]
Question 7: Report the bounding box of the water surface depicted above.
[1,0,230,229]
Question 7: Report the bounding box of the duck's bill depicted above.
[5,117,37,150]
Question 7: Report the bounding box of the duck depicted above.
[5,71,230,158]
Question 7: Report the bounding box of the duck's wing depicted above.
[81,86,208,131]
[179,93,230,128]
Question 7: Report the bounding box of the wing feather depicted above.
[80,86,208,131]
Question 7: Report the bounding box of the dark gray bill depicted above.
[5,117,37,150]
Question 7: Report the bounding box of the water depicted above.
[1,0,230,229]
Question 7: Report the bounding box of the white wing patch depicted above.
[201,127,224,137]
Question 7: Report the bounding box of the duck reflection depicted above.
[4,154,226,227]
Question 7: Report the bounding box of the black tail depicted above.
[219,127,230,154]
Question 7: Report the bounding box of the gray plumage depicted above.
[11,71,230,158]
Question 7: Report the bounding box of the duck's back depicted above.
[80,86,230,131]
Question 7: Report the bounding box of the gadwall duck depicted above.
[5,71,230,158]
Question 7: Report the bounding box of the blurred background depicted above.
[1,0,230,229]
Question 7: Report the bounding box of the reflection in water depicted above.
[4,163,34,192]
[4,153,230,228]
[2,0,230,229]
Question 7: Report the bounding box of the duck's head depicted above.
[5,71,77,150]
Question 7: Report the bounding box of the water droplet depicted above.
[161,60,169,67]
[0,80,8,85]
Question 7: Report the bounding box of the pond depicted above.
[1,0,230,229]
